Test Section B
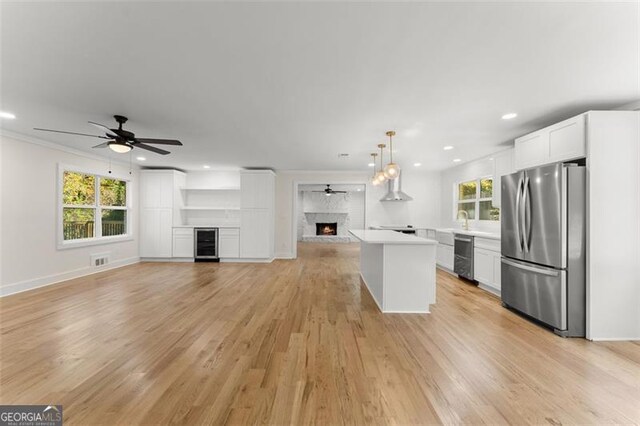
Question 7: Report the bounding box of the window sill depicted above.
[57,235,134,250]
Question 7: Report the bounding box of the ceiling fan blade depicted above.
[88,121,119,138]
[136,143,170,155]
[33,128,109,139]
[135,138,182,146]
[92,142,110,148]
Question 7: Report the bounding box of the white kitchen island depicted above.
[349,229,438,313]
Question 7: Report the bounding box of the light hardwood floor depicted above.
[1,242,639,425]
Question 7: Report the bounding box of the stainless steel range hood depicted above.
[380,171,413,201]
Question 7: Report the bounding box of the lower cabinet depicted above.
[436,243,454,271]
[172,228,194,258]
[240,209,272,259]
[219,228,240,258]
[473,246,501,293]
[140,208,173,258]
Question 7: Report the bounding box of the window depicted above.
[456,177,500,221]
[60,166,131,247]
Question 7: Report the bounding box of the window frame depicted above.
[57,164,133,249]
[454,176,498,222]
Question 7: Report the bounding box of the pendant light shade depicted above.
[370,152,381,186]
[383,131,400,180]
[374,143,387,185]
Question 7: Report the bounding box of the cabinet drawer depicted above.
[474,237,500,253]
[436,231,454,246]
[173,227,194,236]
[219,228,240,237]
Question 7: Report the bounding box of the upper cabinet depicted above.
[514,113,586,170]
[241,172,274,209]
[492,149,514,208]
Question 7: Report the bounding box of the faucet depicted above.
[457,210,469,231]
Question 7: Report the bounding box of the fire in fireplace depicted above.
[316,222,338,236]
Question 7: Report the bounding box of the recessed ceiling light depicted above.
[443,146,454,151]
[368,163,375,167]
[0,111,16,119]
[453,158,462,163]
[414,162,422,167]
[136,156,146,161]
[502,112,518,120]
[203,165,210,169]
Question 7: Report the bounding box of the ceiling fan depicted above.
[34,115,183,155]
[313,184,347,196]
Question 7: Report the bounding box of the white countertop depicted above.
[436,228,501,240]
[350,230,438,245]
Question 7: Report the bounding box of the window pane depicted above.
[63,208,95,240]
[100,178,127,207]
[63,172,95,205]
[457,202,476,220]
[458,181,477,200]
[102,209,127,236]
[479,200,500,221]
[480,178,493,198]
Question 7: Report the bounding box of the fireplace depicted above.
[316,222,338,236]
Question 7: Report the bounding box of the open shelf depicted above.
[180,187,240,191]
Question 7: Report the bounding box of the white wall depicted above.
[0,133,140,296]
[440,150,511,232]
[275,169,441,258]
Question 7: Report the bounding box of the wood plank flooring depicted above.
[1,242,639,425]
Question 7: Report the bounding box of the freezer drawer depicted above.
[501,257,567,330]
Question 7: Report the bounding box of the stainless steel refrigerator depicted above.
[501,162,586,337]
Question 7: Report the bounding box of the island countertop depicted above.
[349,229,437,245]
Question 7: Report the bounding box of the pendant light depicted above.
[374,144,387,184]
[370,153,380,186]
[383,130,400,180]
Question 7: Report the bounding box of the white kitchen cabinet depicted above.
[140,208,173,257]
[240,209,272,259]
[514,113,586,170]
[219,228,240,258]
[473,237,501,294]
[547,114,586,163]
[492,149,514,208]
[172,228,194,258]
[140,170,186,258]
[436,243,454,271]
[514,131,546,170]
[240,170,275,261]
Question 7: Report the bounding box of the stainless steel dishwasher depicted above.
[454,234,474,280]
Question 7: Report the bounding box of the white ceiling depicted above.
[1,1,638,171]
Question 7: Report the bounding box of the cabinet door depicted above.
[436,244,454,270]
[547,114,586,163]
[493,253,502,290]
[492,150,514,208]
[140,172,174,209]
[514,131,547,170]
[240,209,271,258]
[474,248,495,285]
[140,209,172,257]
[172,232,194,258]
[219,234,240,258]
[241,174,273,209]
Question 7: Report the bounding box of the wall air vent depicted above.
[90,252,110,267]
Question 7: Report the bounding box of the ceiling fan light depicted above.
[383,162,400,179]
[108,141,132,153]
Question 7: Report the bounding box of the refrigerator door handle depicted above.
[522,175,531,253]
[501,258,560,276]
[515,176,523,252]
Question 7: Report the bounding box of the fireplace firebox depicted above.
[316,222,338,236]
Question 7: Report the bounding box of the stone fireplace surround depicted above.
[300,191,354,243]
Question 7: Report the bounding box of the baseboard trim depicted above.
[275,252,295,260]
[478,283,501,297]
[1,257,140,297]
[588,336,640,341]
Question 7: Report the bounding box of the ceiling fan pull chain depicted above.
[108,154,112,174]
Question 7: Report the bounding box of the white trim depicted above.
[0,257,140,297]
[478,283,501,297]
[275,252,295,259]
[588,337,640,342]
[291,179,368,259]
[1,129,135,167]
